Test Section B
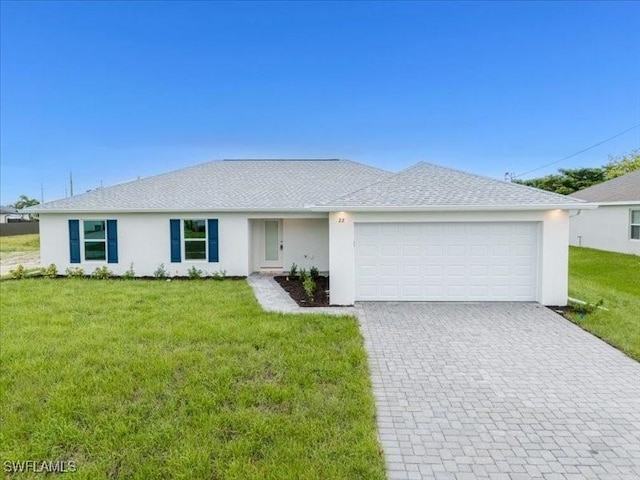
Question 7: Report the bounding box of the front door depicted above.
[261,220,283,268]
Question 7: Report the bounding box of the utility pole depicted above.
[41,183,44,203]
[70,172,74,197]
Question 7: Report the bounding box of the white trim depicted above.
[29,204,597,214]
[28,207,326,214]
[182,218,208,262]
[584,201,640,206]
[81,219,107,262]
[260,219,283,269]
[630,208,640,241]
[312,203,597,212]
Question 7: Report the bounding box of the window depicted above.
[170,218,217,263]
[83,220,106,260]
[631,210,640,240]
[184,219,207,260]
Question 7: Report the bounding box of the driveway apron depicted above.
[358,302,640,480]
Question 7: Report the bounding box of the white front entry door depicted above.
[261,220,283,268]
[355,222,539,301]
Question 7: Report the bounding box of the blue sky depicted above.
[1,1,639,205]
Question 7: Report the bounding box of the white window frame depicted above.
[631,209,640,241]
[183,219,208,261]
[82,220,107,262]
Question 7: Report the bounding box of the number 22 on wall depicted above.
[337,217,345,223]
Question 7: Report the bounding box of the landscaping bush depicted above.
[309,266,319,279]
[188,266,203,279]
[40,264,58,278]
[123,263,135,280]
[91,266,113,280]
[211,269,226,281]
[65,267,85,278]
[299,268,309,283]
[154,263,169,279]
[289,262,298,278]
[303,276,316,303]
[9,264,26,280]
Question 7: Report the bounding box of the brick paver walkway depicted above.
[358,302,640,480]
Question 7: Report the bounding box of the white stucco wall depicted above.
[569,204,640,255]
[282,218,329,272]
[329,209,571,306]
[247,216,329,272]
[40,212,329,277]
[40,212,250,277]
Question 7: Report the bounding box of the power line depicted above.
[514,123,640,179]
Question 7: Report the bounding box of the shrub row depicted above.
[7,263,227,281]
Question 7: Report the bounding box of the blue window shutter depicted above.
[69,219,81,263]
[107,219,118,263]
[208,219,219,262]
[170,219,181,263]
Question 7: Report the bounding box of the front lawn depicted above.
[0,279,384,479]
[0,234,39,254]
[568,246,640,361]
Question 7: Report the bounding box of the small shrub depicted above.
[211,269,226,281]
[9,264,26,279]
[123,263,135,280]
[65,267,85,278]
[289,262,298,278]
[309,266,319,279]
[303,276,316,302]
[299,268,308,283]
[92,266,113,280]
[40,263,58,278]
[154,263,169,279]
[188,266,203,279]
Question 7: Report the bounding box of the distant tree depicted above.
[515,149,640,195]
[11,195,40,210]
[11,195,40,220]
[514,167,606,195]
[604,149,640,180]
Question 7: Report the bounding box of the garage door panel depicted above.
[355,222,538,301]
[380,245,399,256]
[380,265,399,276]
[425,245,444,256]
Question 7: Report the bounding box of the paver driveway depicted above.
[358,302,640,480]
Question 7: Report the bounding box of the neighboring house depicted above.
[0,206,26,223]
[569,170,640,255]
[27,159,593,306]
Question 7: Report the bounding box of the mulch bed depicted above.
[274,275,330,307]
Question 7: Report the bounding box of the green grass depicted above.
[568,246,640,361]
[0,234,40,253]
[0,279,384,479]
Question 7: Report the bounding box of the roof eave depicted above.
[310,203,598,212]
[30,207,319,214]
[568,200,639,206]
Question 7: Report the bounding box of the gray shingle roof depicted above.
[28,159,588,213]
[320,162,586,208]
[569,170,640,202]
[29,159,391,212]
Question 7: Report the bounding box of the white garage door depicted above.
[355,222,539,301]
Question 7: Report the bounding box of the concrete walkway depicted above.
[246,273,355,316]
[359,302,640,480]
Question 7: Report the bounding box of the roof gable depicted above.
[321,162,586,208]
[569,170,640,202]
